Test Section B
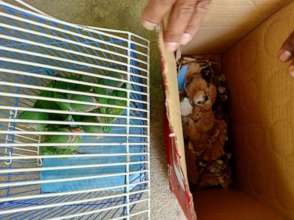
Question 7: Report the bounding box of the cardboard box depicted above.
[160,1,294,219]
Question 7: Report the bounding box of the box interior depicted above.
[182,0,292,54]
[161,1,294,219]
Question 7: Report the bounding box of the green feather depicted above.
[18,111,49,131]
[53,92,71,111]
[79,115,114,135]
[41,127,80,155]
[69,94,97,112]
[34,90,60,110]
[95,87,107,95]
[80,116,103,134]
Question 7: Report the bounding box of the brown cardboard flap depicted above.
[158,32,187,180]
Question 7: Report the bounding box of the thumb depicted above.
[279,31,294,62]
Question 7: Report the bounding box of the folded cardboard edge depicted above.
[159,31,197,220]
[158,31,187,178]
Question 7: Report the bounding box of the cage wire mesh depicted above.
[0,0,150,219]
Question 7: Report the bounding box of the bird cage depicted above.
[0,0,150,219]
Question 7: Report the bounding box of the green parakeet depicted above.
[69,94,97,112]
[18,111,49,131]
[94,87,107,96]
[89,109,117,127]
[22,73,129,156]
[96,89,127,117]
[41,127,81,155]
[34,90,60,110]
[36,75,96,112]
[80,116,104,134]
[96,77,126,90]
[53,92,97,113]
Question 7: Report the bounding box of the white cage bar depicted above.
[0,0,150,219]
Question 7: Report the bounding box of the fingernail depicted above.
[289,66,294,77]
[165,42,178,52]
[180,33,192,45]
[142,20,157,31]
[280,50,292,62]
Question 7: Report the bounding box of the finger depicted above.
[279,31,294,62]
[182,0,210,45]
[289,60,294,77]
[141,0,176,31]
[164,0,199,51]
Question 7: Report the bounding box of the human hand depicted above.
[279,31,294,76]
[141,0,211,52]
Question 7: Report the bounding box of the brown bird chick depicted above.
[182,117,201,144]
[185,142,200,185]
[182,68,218,149]
[185,70,217,108]
[182,117,211,154]
[191,106,215,133]
[202,120,227,161]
